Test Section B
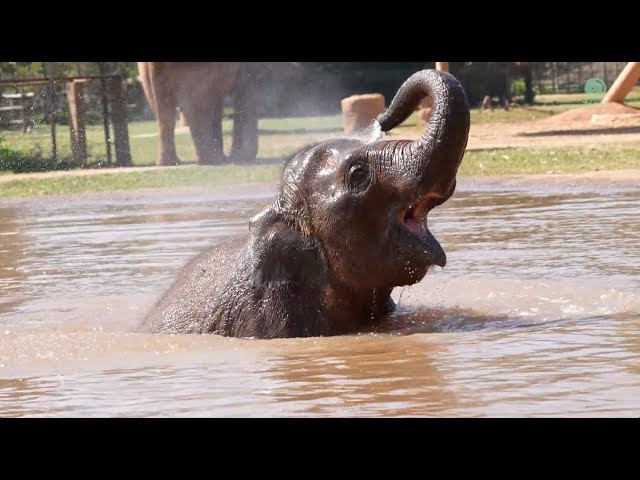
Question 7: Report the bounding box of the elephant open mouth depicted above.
[397,192,447,267]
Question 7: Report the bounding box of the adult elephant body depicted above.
[137,62,258,166]
[140,69,471,338]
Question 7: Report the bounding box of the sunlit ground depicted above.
[1,91,640,197]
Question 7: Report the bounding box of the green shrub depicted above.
[0,137,76,173]
[511,79,526,96]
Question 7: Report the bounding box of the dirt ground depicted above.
[392,103,640,150]
[472,105,640,150]
[465,118,640,150]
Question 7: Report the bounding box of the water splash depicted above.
[396,286,408,307]
[345,120,385,144]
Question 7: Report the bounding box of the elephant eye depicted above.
[347,163,370,193]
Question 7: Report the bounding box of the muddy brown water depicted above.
[0,180,638,417]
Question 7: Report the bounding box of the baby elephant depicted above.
[139,69,471,338]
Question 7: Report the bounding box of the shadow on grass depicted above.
[519,126,640,137]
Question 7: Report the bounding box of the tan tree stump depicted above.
[341,93,385,134]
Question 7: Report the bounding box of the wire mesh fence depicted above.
[0,76,131,172]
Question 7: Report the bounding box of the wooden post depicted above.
[578,63,584,90]
[66,80,88,165]
[602,62,640,104]
[524,64,534,105]
[107,77,132,167]
[46,62,57,161]
[23,92,34,132]
[19,87,27,133]
[435,62,449,73]
[100,78,113,166]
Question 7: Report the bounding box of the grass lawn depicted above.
[4,92,639,169]
[459,143,640,175]
[1,115,347,168]
[1,92,639,198]
[0,164,282,198]
[2,141,639,198]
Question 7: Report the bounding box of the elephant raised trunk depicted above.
[362,69,470,193]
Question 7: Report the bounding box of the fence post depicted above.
[66,80,88,165]
[523,65,534,104]
[46,62,57,161]
[100,78,113,166]
[107,76,132,167]
[19,87,27,133]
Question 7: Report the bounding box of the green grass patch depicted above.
[3,98,639,174]
[1,142,639,198]
[0,164,281,198]
[1,116,346,169]
[2,98,640,193]
[460,143,640,175]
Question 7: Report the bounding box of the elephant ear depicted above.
[248,209,327,290]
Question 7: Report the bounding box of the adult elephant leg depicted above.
[138,62,181,166]
[156,96,181,166]
[230,72,258,164]
[212,98,226,163]
[182,96,224,165]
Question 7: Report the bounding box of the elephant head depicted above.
[252,70,470,297]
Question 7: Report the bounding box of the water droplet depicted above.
[346,120,385,143]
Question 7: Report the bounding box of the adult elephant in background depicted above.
[137,62,259,166]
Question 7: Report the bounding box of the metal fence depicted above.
[531,62,630,94]
[0,76,131,167]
